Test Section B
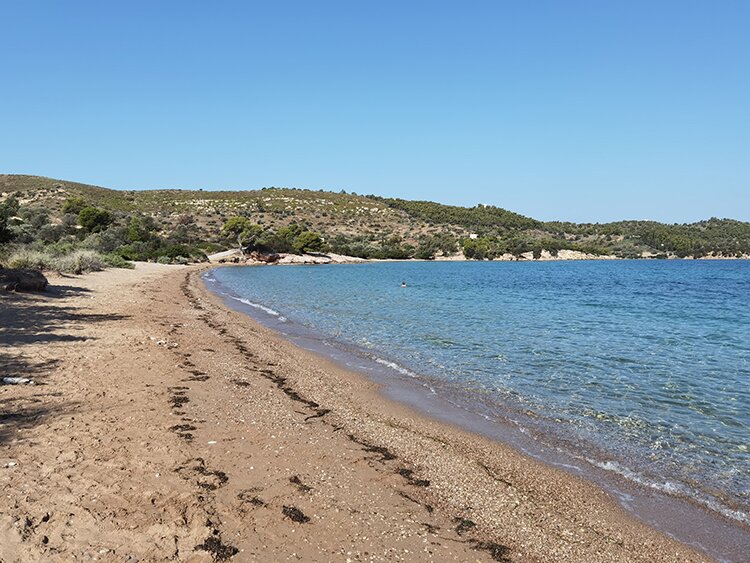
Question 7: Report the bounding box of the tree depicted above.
[415,237,439,260]
[461,237,494,260]
[78,207,112,233]
[292,231,323,253]
[61,196,88,215]
[0,196,20,243]
[221,217,264,255]
[276,223,303,244]
[128,215,157,242]
[9,206,53,243]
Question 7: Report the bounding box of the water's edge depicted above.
[203,266,750,562]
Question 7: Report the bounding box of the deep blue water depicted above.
[207,260,749,523]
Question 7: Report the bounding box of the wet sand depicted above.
[0,263,711,561]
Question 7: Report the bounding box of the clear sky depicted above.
[1,1,748,223]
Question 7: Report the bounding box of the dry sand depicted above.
[0,263,709,562]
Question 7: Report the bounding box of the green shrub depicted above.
[61,196,88,215]
[101,253,135,269]
[78,207,112,233]
[5,247,108,274]
[0,196,21,243]
[45,241,79,257]
[292,231,323,253]
[54,250,106,274]
[83,226,131,253]
[6,248,53,270]
[38,223,64,243]
[163,244,191,258]
[127,215,158,242]
[221,217,264,251]
[198,242,226,254]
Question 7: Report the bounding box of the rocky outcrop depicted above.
[0,268,48,292]
[519,249,617,261]
[276,252,367,265]
[209,249,366,265]
[248,251,280,263]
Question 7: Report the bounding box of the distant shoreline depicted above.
[208,248,750,266]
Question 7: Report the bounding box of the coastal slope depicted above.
[3,173,750,260]
[0,264,706,562]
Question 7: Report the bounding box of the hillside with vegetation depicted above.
[1,174,749,272]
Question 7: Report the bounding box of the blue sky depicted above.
[1,1,748,223]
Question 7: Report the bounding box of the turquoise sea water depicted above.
[206,260,749,525]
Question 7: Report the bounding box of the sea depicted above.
[204,260,750,558]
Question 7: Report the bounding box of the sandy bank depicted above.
[0,263,709,562]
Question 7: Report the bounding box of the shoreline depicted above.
[0,263,739,561]
[203,264,750,562]
[208,248,750,266]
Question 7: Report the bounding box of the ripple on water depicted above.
[207,260,750,524]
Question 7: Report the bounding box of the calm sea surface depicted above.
[207,260,749,524]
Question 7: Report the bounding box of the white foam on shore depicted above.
[589,459,749,525]
[374,357,419,378]
[229,296,287,322]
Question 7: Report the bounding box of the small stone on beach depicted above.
[2,377,34,385]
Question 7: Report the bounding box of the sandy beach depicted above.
[0,263,710,562]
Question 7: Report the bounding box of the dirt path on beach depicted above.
[0,264,707,562]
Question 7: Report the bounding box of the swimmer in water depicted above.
[401,280,407,288]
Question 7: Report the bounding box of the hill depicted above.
[2,174,750,261]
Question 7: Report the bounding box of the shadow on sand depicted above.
[0,288,128,346]
[0,283,127,445]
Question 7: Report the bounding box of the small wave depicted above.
[549,460,584,473]
[229,296,285,320]
[590,459,749,524]
[374,357,418,378]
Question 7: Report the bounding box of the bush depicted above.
[45,241,79,257]
[0,196,21,243]
[38,223,64,243]
[61,196,88,215]
[162,244,191,258]
[292,231,323,253]
[198,242,226,254]
[5,248,105,274]
[101,253,135,269]
[78,207,112,233]
[127,215,157,242]
[6,248,53,270]
[54,250,106,274]
[117,240,161,261]
[84,226,131,253]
